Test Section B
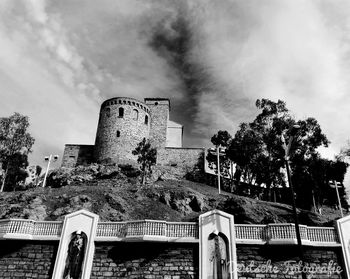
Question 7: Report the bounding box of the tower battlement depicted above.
[62,96,186,167]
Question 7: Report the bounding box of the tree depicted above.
[2,153,29,191]
[339,140,350,160]
[35,165,42,186]
[0,113,35,192]
[207,131,235,191]
[132,138,157,184]
[227,98,337,208]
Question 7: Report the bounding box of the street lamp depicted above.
[42,154,59,188]
[281,125,307,279]
[329,180,344,218]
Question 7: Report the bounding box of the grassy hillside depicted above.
[0,164,344,226]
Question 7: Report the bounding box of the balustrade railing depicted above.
[307,226,339,243]
[33,221,62,237]
[0,218,340,245]
[235,224,266,241]
[167,222,198,238]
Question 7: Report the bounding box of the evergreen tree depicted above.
[132,138,157,184]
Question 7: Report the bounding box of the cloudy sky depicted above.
[1,0,350,170]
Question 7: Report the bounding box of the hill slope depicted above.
[0,165,343,226]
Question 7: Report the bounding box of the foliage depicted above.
[219,98,345,209]
[0,113,35,191]
[292,154,348,209]
[1,153,29,191]
[132,138,157,184]
[206,131,235,191]
[339,140,350,160]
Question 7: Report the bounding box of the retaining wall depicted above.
[0,241,346,278]
[91,242,198,279]
[0,240,57,279]
[236,245,344,279]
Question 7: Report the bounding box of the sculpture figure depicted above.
[63,230,86,279]
[208,231,229,279]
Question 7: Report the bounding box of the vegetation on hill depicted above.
[0,164,344,226]
[207,99,348,211]
[0,113,35,192]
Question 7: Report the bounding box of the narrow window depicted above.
[119,107,124,118]
[133,109,139,120]
[106,107,111,117]
[145,115,149,125]
[117,130,120,137]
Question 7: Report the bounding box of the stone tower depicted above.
[144,98,170,148]
[94,97,150,163]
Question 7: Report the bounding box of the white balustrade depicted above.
[0,217,341,246]
[33,221,62,238]
[307,226,339,244]
[97,222,127,238]
[235,224,266,241]
[166,222,198,238]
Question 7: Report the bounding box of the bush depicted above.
[118,164,141,178]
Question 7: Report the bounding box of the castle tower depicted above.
[144,98,170,148]
[94,97,150,164]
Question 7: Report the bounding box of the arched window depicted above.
[119,107,124,118]
[133,109,138,120]
[106,107,111,117]
[116,130,120,137]
[145,115,149,125]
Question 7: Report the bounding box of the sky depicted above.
[1,0,350,174]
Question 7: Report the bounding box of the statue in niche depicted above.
[208,231,229,279]
[63,230,87,279]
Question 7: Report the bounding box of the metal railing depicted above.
[0,218,339,245]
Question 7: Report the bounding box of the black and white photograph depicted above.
[1,1,350,278]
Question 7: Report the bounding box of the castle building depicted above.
[62,97,202,170]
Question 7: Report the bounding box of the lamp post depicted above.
[208,147,226,194]
[281,125,307,279]
[42,154,59,188]
[329,180,344,218]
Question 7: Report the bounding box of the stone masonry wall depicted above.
[145,99,169,149]
[0,240,58,279]
[91,242,198,279]
[94,97,150,164]
[61,144,95,168]
[0,239,346,279]
[236,245,345,279]
[157,148,204,171]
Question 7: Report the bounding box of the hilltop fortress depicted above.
[62,97,203,173]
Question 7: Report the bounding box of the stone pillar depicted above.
[337,215,350,278]
[52,209,99,279]
[199,209,238,279]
